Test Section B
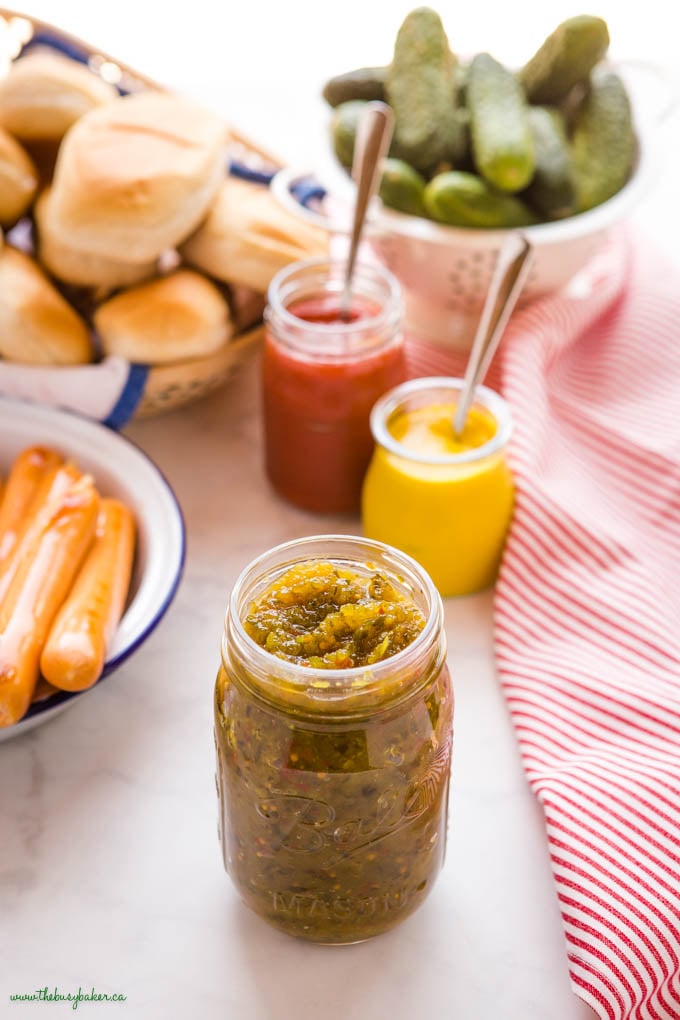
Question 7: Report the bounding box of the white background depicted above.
[2,3,680,1020]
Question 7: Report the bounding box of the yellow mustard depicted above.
[362,379,514,597]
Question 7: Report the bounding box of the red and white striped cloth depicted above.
[406,234,680,1020]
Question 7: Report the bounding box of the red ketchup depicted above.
[263,261,405,514]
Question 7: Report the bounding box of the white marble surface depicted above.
[2,2,680,1017]
[1,369,594,1020]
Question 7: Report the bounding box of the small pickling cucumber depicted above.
[322,66,387,107]
[571,69,635,212]
[424,171,538,228]
[519,15,610,104]
[467,53,535,193]
[386,7,465,172]
[524,106,575,219]
[330,100,366,168]
[379,158,427,217]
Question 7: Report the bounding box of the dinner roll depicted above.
[180,178,329,292]
[93,270,234,364]
[0,247,92,364]
[35,188,157,290]
[49,92,228,263]
[0,51,117,142]
[0,128,38,226]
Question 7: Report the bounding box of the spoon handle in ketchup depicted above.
[339,102,394,321]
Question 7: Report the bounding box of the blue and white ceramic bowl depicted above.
[0,398,185,741]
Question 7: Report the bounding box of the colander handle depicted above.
[270,166,353,235]
[614,58,678,125]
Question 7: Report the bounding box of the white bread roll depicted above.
[93,270,234,364]
[49,92,228,264]
[0,247,92,364]
[0,51,117,142]
[0,128,38,226]
[35,188,156,290]
[180,177,329,292]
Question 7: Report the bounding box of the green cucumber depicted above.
[525,106,575,219]
[571,70,635,212]
[379,158,427,217]
[467,52,535,193]
[330,100,366,168]
[519,15,610,104]
[424,171,538,228]
[386,8,465,172]
[322,67,387,107]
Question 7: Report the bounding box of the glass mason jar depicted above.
[214,535,453,944]
[362,377,514,598]
[263,258,406,515]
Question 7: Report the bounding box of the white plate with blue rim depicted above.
[0,398,185,741]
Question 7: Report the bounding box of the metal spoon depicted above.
[453,233,533,437]
[338,101,394,321]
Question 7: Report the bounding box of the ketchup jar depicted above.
[263,258,406,514]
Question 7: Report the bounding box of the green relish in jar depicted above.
[243,561,425,669]
[214,536,453,943]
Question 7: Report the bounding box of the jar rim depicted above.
[370,377,513,466]
[225,534,444,705]
[265,257,403,344]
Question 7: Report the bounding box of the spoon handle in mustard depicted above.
[454,234,533,436]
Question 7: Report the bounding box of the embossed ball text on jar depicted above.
[214,535,453,944]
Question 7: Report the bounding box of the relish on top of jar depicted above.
[244,560,425,669]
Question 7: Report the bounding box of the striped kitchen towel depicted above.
[406,234,680,1020]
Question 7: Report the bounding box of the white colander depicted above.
[271,62,673,347]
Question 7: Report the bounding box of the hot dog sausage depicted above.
[0,446,63,564]
[0,475,99,726]
[0,460,82,606]
[41,499,135,692]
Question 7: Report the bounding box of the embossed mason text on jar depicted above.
[214,535,453,943]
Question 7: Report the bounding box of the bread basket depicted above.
[0,9,277,422]
[272,61,674,347]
